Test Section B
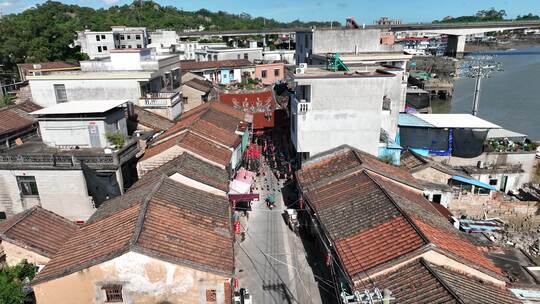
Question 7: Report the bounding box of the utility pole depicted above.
[472,75,481,116]
[460,55,502,116]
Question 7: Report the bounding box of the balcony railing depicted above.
[139,91,181,107]
[0,140,139,170]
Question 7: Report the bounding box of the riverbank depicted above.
[465,37,540,52]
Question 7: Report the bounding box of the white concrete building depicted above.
[195,47,263,62]
[28,49,182,120]
[262,49,296,64]
[0,101,139,222]
[75,26,148,59]
[290,66,405,159]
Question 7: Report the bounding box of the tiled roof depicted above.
[34,176,233,284]
[372,259,519,304]
[142,102,245,165]
[132,105,174,131]
[0,206,78,258]
[400,149,463,177]
[298,145,421,191]
[183,78,214,93]
[180,59,253,72]
[297,145,503,281]
[133,153,229,192]
[17,61,79,72]
[0,101,42,135]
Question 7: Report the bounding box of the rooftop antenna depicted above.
[459,54,502,116]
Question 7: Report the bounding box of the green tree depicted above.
[517,13,540,20]
[0,260,38,304]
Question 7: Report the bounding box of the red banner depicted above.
[229,193,260,202]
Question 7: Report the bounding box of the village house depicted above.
[262,49,295,65]
[0,101,42,151]
[27,49,182,120]
[182,77,215,112]
[195,44,263,62]
[137,102,249,177]
[254,62,285,85]
[218,89,276,130]
[296,145,520,303]
[0,206,78,268]
[400,150,501,209]
[0,101,140,222]
[180,59,255,85]
[31,158,234,304]
[74,26,149,59]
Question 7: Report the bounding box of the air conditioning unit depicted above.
[299,63,308,69]
[295,68,305,74]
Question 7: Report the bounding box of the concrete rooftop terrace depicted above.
[292,65,397,79]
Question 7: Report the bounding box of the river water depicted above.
[432,46,540,140]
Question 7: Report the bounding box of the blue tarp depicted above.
[451,175,498,191]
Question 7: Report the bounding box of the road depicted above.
[235,163,323,304]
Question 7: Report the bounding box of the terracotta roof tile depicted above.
[0,206,78,258]
[34,176,233,284]
[133,153,229,192]
[335,216,424,275]
[142,102,244,165]
[298,145,503,281]
[0,101,42,135]
[17,61,79,72]
[183,78,214,93]
[132,105,174,131]
[371,258,519,304]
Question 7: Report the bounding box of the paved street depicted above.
[235,163,323,304]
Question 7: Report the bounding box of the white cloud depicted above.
[102,0,120,5]
[0,1,14,8]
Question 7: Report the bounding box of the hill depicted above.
[0,0,339,71]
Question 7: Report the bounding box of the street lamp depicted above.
[459,55,503,116]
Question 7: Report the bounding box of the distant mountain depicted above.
[0,0,339,71]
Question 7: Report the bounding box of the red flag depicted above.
[234,221,241,234]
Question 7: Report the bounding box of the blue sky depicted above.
[1,0,538,23]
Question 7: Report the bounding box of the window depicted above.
[136,44,142,48]
[101,34,106,40]
[127,45,132,49]
[127,35,131,40]
[274,69,280,77]
[237,54,241,59]
[244,53,248,59]
[97,46,102,52]
[120,35,125,40]
[206,289,217,302]
[213,55,218,61]
[432,194,442,203]
[135,34,141,40]
[261,70,267,78]
[53,84,68,103]
[489,179,498,186]
[103,45,108,51]
[121,45,126,49]
[0,212,5,220]
[102,285,123,303]
[96,35,101,41]
[16,176,39,196]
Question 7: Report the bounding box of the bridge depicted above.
[178,20,540,57]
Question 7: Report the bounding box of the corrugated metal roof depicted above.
[451,175,498,191]
[414,114,501,129]
[487,128,527,139]
[32,100,128,115]
[398,113,433,127]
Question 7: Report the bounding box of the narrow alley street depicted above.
[235,161,324,304]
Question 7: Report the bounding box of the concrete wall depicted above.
[198,48,263,62]
[412,167,453,185]
[33,251,231,304]
[0,169,95,221]
[254,63,284,85]
[262,50,295,65]
[29,78,143,108]
[291,77,388,156]
[182,86,206,112]
[78,32,116,59]
[1,240,50,267]
[434,152,537,186]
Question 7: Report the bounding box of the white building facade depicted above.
[75,26,148,59]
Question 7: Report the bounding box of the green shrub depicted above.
[105,132,125,148]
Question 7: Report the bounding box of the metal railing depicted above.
[139,91,181,107]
